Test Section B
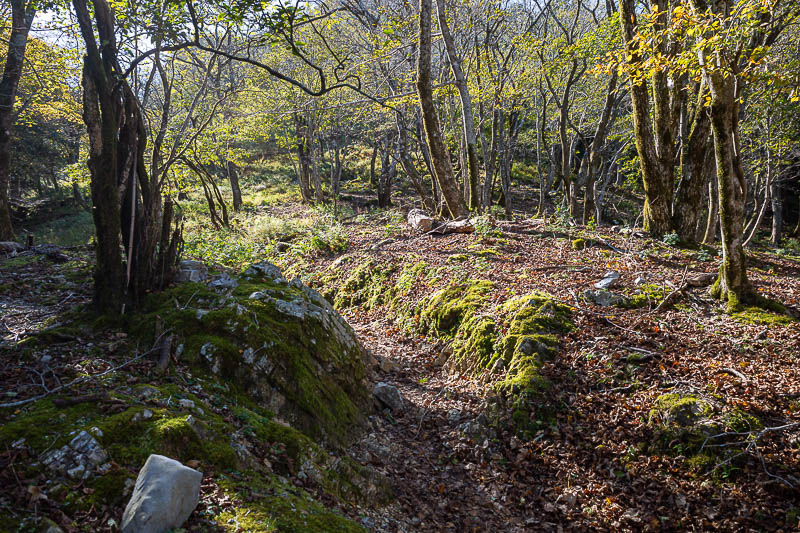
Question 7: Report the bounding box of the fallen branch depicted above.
[0,331,170,409]
[52,393,114,408]
[716,366,748,382]
[701,421,800,488]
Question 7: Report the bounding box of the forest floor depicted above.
[2,196,800,532]
[305,206,800,532]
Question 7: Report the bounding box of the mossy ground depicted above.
[0,373,376,532]
[314,256,575,437]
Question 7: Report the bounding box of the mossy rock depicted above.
[620,284,669,309]
[451,315,497,372]
[0,381,382,531]
[572,238,586,250]
[722,407,762,432]
[416,280,494,336]
[649,394,713,427]
[332,258,397,310]
[126,265,372,448]
[217,473,366,533]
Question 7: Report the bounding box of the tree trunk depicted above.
[294,112,313,202]
[770,173,782,245]
[0,0,35,241]
[619,0,676,237]
[743,173,770,247]
[704,70,754,309]
[435,0,479,211]
[674,81,712,242]
[396,112,433,212]
[416,0,467,219]
[224,160,242,211]
[584,72,618,225]
[74,0,180,313]
[703,176,719,244]
[369,142,378,188]
[377,132,396,208]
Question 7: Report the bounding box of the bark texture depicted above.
[416,0,467,219]
[0,0,35,241]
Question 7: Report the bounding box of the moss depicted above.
[731,305,794,326]
[475,248,500,258]
[447,253,470,262]
[0,254,40,270]
[687,453,716,474]
[620,284,669,309]
[572,238,586,250]
[124,273,370,447]
[649,394,712,427]
[328,258,397,310]
[0,400,97,455]
[491,294,572,436]
[417,280,494,337]
[217,473,364,533]
[451,316,497,371]
[787,508,800,528]
[722,408,761,432]
[84,468,135,508]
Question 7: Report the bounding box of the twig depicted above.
[0,331,170,409]
[701,421,800,488]
[716,367,748,382]
[650,266,690,314]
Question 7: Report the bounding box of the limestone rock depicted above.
[176,260,208,283]
[121,454,202,533]
[0,241,25,253]
[373,382,404,412]
[584,289,628,307]
[208,272,238,290]
[41,430,108,480]
[594,271,620,290]
[243,260,285,282]
[407,209,435,232]
[650,394,713,427]
[166,259,371,446]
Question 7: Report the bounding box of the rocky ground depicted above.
[1,207,800,532]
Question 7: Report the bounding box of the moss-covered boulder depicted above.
[417,280,494,336]
[129,261,373,448]
[649,394,713,427]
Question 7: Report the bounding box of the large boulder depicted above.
[131,260,373,447]
[121,454,202,533]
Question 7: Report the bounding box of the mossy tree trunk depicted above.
[74,0,180,313]
[674,80,712,242]
[416,0,468,219]
[0,0,36,241]
[705,68,754,309]
[435,0,479,211]
[619,0,679,237]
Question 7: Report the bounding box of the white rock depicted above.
[121,455,202,533]
[407,209,435,232]
[178,399,195,409]
[594,271,620,290]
